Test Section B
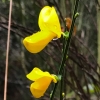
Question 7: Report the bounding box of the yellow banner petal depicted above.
[38,6,62,38]
[26,67,57,82]
[26,67,44,81]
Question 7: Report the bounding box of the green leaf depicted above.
[74,12,79,18]
[62,31,69,39]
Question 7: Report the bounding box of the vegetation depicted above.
[0,0,100,100]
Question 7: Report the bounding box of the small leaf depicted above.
[74,12,79,18]
[54,75,62,81]
[62,31,69,39]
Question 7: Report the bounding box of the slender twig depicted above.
[60,68,65,100]
[3,0,12,100]
[50,0,80,99]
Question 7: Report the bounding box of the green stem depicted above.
[60,76,63,100]
[50,0,80,99]
[60,68,65,100]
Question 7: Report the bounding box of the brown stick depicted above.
[4,0,12,100]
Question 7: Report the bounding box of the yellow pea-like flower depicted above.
[38,6,62,38]
[26,67,57,98]
[23,6,62,53]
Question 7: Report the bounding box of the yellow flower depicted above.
[23,31,56,53]
[23,6,62,53]
[27,67,57,98]
[38,6,61,38]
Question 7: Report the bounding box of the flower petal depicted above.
[26,67,44,81]
[30,76,52,98]
[26,67,57,83]
[38,6,62,38]
[30,88,44,98]
[23,31,56,53]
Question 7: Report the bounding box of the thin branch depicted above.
[3,0,12,100]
